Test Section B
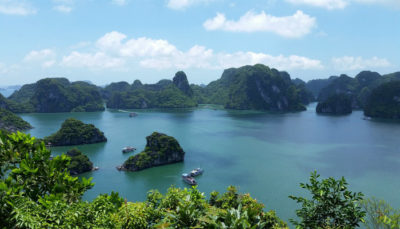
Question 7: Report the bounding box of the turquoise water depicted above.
[20,103,400,223]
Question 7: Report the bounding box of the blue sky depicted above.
[0,0,399,86]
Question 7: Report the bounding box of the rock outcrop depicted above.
[44,118,107,146]
[173,71,193,97]
[364,81,400,119]
[0,108,32,132]
[66,148,94,175]
[316,94,352,115]
[120,132,185,171]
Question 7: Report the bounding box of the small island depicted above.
[118,132,185,171]
[44,118,107,146]
[316,94,352,115]
[364,81,400,119]
[66,148,94,175]
[0,108,32,132]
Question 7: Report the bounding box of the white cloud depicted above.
[53,5,72,13]
[203,10,316,38]
[112,0,127,6]
[216,52,323,70]
[285,0,348,10]
[0,0,36,15]
[167,0,214,10]
[24,49,56,68]
[286,0,400,9]
[96,31,178,57]
[61,51,125,69]
[62,31,323,72]
[332,56,391,71]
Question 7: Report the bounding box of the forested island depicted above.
[0,64,399,120]
[0,108,32,132]
[66,148,95,175]
[44,118,107,146]
[119,132,185,171]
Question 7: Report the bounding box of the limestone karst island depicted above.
[1,0,400,228]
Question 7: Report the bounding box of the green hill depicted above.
[364,81,400,119]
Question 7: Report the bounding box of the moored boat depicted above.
[129,112,137,117]
[122,146,136,153]
[182,173,197,185]
[189,168,204,177]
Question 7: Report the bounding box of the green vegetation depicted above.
[361,197,400,228]
[316,94,353,115]
[194,64,308,112]
[66,148,94,175]
[8,78,104,113]
[122,132,185,171]
[305,76,338,98]
[290,171,365,228]
[0,108,32,132]
[1,131,287,228]
[315,71,400,110]
[364,81,400,119]
[44,118,107,146]
[106,72,197,109]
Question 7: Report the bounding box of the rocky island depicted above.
[105,71,197,109]
[66,148,94,175]
[316,94,353,115]
[119,132,185,171]
[44,118,107,146]
[8,78,105,113]
[364,81,400,119]
[0,108,32,132]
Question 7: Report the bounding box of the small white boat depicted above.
[189,168,204,177]
[122,146,136,153]
[182,173,197,185]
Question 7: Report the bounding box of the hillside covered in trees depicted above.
[8,78,105,113]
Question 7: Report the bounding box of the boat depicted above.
[182,173,197,185]
[122,146,136,153]
[189,168,204,177]
[129,112,137,117]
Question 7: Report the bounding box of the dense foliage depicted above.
[1,131,287,228]
[195,64,308,112]
[305,76,338,98]
[364,81,400,119]
[8,78,105,113]
[0,108,32,132]
[290,171,365,228]
[315,71,400,110]
[106,72,198,109]
[44,118,107,146]
[0,131,93,228]
[316,94,353,115]
[122,132,185,171]
[66,148,94,175]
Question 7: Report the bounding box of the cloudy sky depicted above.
[0,0,399,86]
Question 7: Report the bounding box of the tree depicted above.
[289,171,365,229]
[0,131,93,227]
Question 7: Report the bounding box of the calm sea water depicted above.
[20,103,400,224]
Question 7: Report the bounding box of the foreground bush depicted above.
[0,131,286,228]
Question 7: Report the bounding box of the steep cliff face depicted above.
[316,94,352,115]
[173,71,193,97]
[44,118,107,146]
[121,132,185,171]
